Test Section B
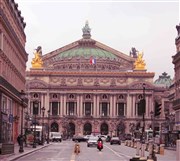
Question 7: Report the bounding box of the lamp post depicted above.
[41,107,45,145]
[47,110,50,144]
[19,90,26,153]
[33,101,38,148]
[140,83,146,160]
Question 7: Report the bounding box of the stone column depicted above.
[63,95,67,116]
[80,95,83,117]
[97,95,100,117]
[45,91,50,116]
[110,95,113,117]
[126,93,131,118]
[60,95,63,116]
[113,95,116,117]
[132,95,136,117]
[93,95,96,117]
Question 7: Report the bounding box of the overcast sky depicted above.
[16,0,179,80]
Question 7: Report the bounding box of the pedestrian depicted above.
[17,134,21,146]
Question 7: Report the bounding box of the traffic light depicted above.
[139,98,146,114]
[154,101,162,117]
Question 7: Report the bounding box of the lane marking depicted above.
[104,144,132,159]
[70,152,75,161]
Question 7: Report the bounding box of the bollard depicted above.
[129,140,141,161]
[139,143,147,161]
[177,140,180,161]
[159,144,164,155]
[74,143,80,155]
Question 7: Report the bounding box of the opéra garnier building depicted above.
[26,22,167,138]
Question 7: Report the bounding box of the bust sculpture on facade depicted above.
[134,51,146,70]
[31,46,43,68]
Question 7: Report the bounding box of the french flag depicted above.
[90,57,96,65]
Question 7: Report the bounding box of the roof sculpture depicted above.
[31,46,43,68]
[134,51,146,71]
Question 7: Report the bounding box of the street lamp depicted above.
[33,101,38,148]
[41,107,45,145]
[47,110,50,144]
[141,83,146,143]
[19,90,26,153]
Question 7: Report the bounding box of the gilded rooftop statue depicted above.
[134,51,146,70]
[31,46,43,68]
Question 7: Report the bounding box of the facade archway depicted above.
[69,122,75,137]
[117,121,125,137]
[83,123,92,135]
[100,122,108,135]
[51,122,59,132]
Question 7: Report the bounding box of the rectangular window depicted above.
[102,102,108,116]
[33,102,39,115]
[118,103,124,116]
[69,102,74,115]
[85,102,91,116]
[52,102,58,116]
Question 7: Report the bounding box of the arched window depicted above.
[119,95,124,99]
[53,94,57,98]
[69,94,74,99]
[102,94,107,99]
[86,94,91,99]
[33,93,38,98]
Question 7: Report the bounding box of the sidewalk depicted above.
[0,143,50,161]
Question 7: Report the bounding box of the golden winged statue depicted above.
[134,51,146,70]
[31,46,43,68]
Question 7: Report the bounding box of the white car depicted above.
[87,136,98,147]
[49,132,62,142]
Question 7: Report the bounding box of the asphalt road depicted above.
[14,141,176,161]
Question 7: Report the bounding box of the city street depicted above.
[12,141,176,161]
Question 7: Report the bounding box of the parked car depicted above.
[110,137,121,145]
[87,136,99,147]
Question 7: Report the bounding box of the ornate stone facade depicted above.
[0,0,27,147]
[26,23,167,138]
[172,24,180,130]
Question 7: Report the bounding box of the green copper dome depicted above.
[154,72,172,88]
[55,47,118,60]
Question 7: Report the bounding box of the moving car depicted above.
[87,136,98,147]
[110,137,121,145]
[72,135,87,142]
[49,132,62,142]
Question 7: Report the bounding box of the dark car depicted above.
[110,137,121,145]
[72,135,87,142]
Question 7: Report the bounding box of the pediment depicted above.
[27,80,48,89]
